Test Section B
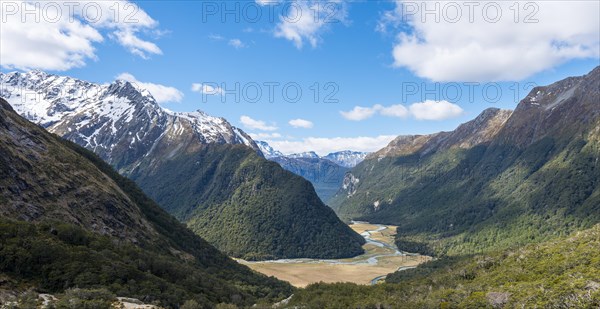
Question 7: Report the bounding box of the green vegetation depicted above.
[0,218,291,308]
[332,130,600,257]
[54,288,116,309]
[289,224,600,308]
[130,144,365,260]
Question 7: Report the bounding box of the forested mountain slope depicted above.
[331,67,600,256]
[129,143,365,260]
[0,98,292,307]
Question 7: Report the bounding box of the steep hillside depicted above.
[330,107,513,221]
[129,144,365,260]
[1,71,364,260]
[0,98,292,307]
[331,67,600,256]
[288,223,600,308]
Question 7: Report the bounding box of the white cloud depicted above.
[114,29,162,59]
[289,118,314,129]
[379,104,409,118]
[408,100,464,120]
[208,34,225,40]
[0,1,162,71]
[341,100,462,121]
[240,116,278,131]
[117,73,183,104]
[384,1,600,81]
[228,39,246,49]
[249,132,283,140]
[265,135,396,156]
[340,105,380,121]
[191,83,224,96]
[340,104,409,121]
[274,0,348,48]
[255,0,281,6]
[0,2,102,71]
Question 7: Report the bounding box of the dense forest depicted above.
[0,220,292,308]
[130,144,365,260]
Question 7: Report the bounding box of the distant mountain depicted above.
[270,156,349,202]
[331,66,600,257]
[0,97,292,307]
[323,151,369,168]
[1,71,365,260]
[256,140,284,159]
[287,151,320,159]
[255,142,368,202]
[256,141,368,168]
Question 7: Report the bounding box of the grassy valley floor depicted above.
[237,222,431,287]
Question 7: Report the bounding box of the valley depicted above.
[237,221,431,287]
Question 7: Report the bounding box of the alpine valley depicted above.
[2,1,599,307]
[1,66,599,309]
[284,66,600,308]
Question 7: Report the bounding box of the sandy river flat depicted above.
[236,222,431,287]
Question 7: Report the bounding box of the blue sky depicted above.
[1,0,599,154]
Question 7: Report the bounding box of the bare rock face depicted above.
[486,292,511,308]
[368,108,512,160]
[341,172,360,197]
[492,66,600,148]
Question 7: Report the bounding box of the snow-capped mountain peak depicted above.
[323,151,369,168]
[287,151,320,159]
[0,71,258,170]
[256,141,284,159]
[256,141,369,168]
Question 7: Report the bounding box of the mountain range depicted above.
[257,141,368,168]
[1,65,599,308]
[0,71,365,260]
[330,66,600,257]
[256,141,367,202]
